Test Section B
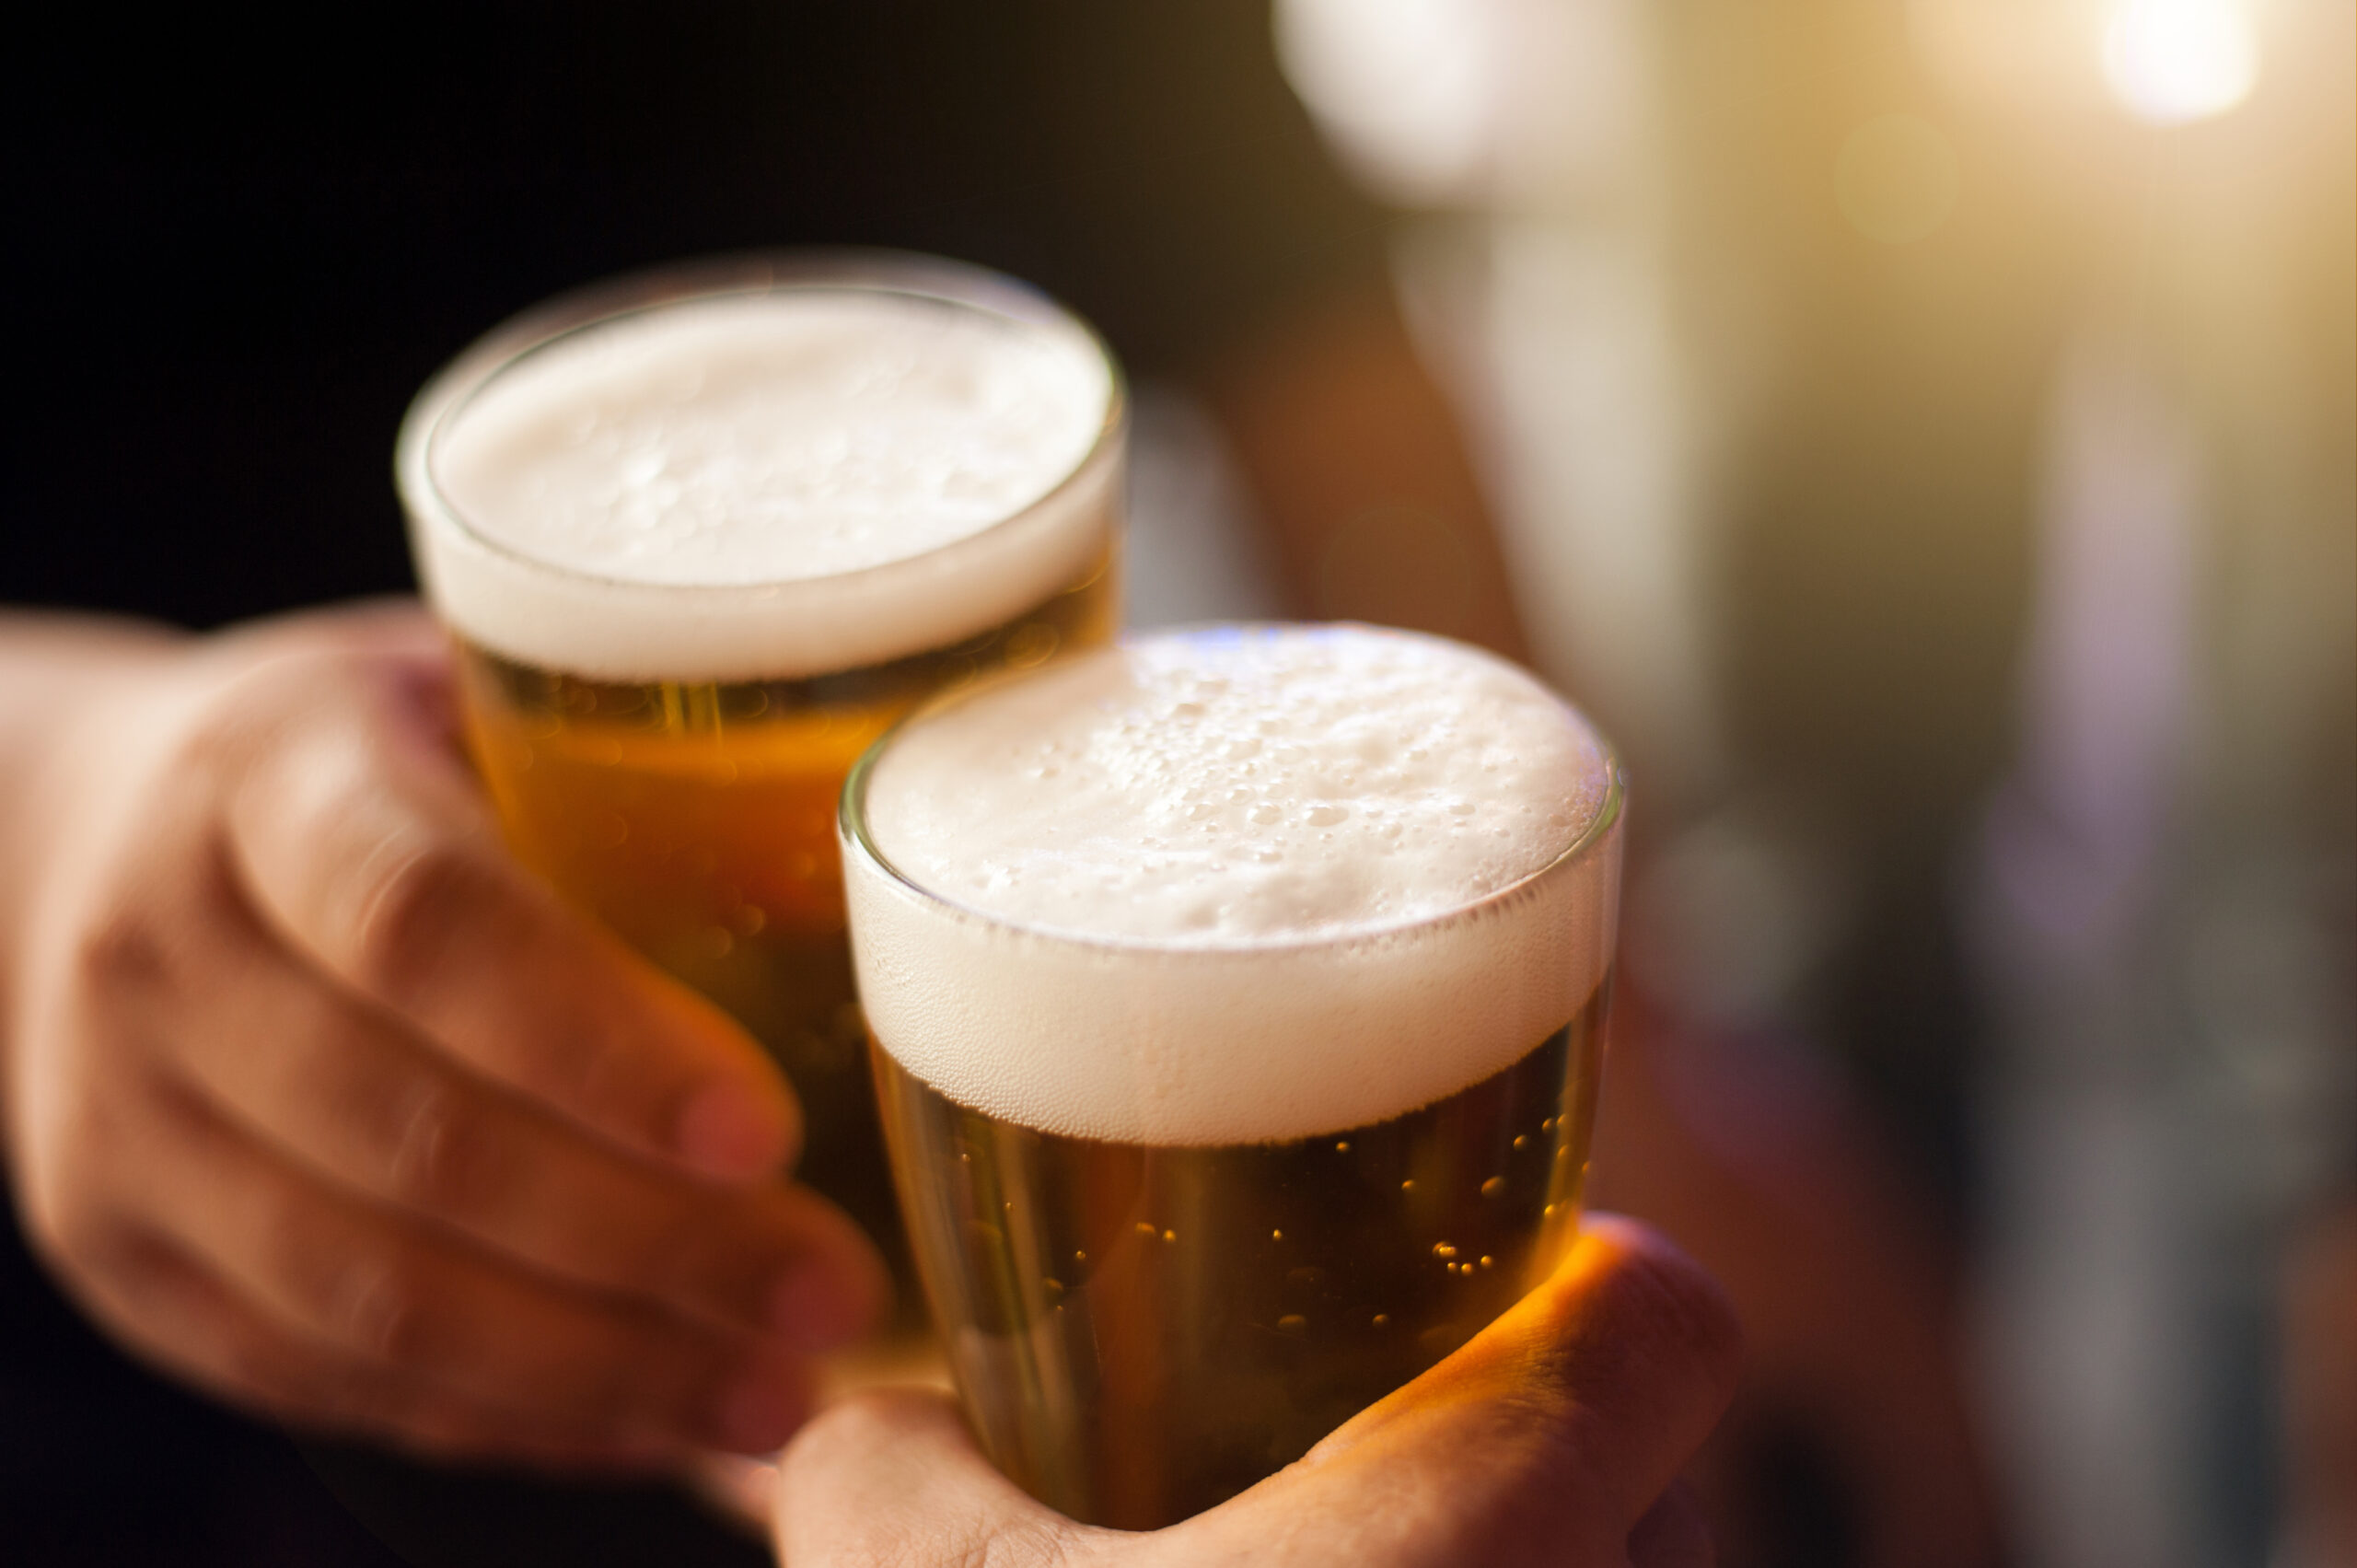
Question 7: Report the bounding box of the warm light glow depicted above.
[1836,116,1960,244]
[1275,0,1501,204]
[2101,0,2260,124]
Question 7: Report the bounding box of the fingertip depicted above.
[1561,1214,1745,1408]
[650,980,803,1179]
[761,1183,897,1361]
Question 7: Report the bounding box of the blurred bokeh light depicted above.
[1276,2,2351,1564]
[2102,0,2260,124]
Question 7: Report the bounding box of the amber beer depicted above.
[842,625,1623,1527]
[397,256,1122,1276]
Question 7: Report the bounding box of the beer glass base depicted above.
[874,989,1606,1530]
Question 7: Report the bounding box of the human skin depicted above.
[0,602,888,1469]
[0,338,1532,1479]
[772,1217,1741,1568]
[0,295,1988,1539]
[0,593,1752,1566]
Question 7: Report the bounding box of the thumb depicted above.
[773,1390,1098,1568]
[1173,1215,1742,1567]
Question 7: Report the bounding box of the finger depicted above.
[1183,1215,1740,1566]
[1628,1482,1714,1568]
[124,1074,818,1455]
[153,864,884,1351]
[219,649,797,1182]
[64,1224,680,1473]
[1325,1215,1741,1518]
[226,599,452,664]
[685,1452,780,1536]
[774,1390,1099,1568]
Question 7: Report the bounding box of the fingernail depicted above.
[675,1083,787,1180]
[709,1371,807,1454]
[765,1265,870,1354]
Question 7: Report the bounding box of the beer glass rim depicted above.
[394,248,1128,598]
[839,623,1626,960]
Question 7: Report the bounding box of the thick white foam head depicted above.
[845,625,1621,1145]
[401,273,1118,683]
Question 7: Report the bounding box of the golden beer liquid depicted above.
[873,981,1608,1528]
[455,543,1118,1289]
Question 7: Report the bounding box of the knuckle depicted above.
[501,995,659,1132]
[21,1176,116,1280]
[350,837,486,998]
[263,1212,446,1365]
[184,652,356,791]
[556,1021,635,1106]
[330,1252,442,1363]
[216,1331,364,1423]
[378,1076,507,1217]
[248,1193,336,1312]
[17,1095,146,1273]
[70,906,173,1001]
[500,985,644,1112]
[206,644,340,718]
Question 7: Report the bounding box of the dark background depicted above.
[4,1,1379,629]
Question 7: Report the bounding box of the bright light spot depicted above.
[1276,0,1502,204]
[1836,116,1960,245]
[2102,0,2259,124]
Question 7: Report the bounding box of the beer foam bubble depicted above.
[847,626,1620,1145]
[402,285,1116,682]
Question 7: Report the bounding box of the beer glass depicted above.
[397,254,1124,1290]
[841,624,1622,1527]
